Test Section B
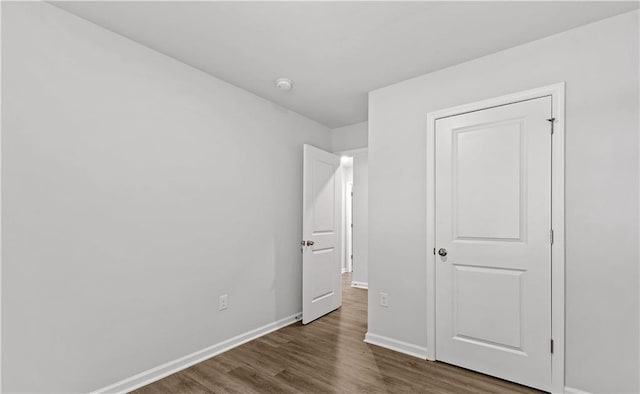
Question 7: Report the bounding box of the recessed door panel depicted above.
[435,97,552,391]
[454,120,524,241]
[313,160,336,233]
[312,248,335,302]
[453,265,524,351]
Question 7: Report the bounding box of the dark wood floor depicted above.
[133,274,542,394]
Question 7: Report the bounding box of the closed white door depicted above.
[435,97,552,391]
[302,144,342,324]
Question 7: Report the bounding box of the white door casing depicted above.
[302,144,342,324]
[435,96,552,391]
[346,181,353,273]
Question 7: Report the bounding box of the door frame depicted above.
[425,83,565,393]
[346,181,354,273]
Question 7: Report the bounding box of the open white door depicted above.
[302,144,342,324]
[435,97,552,391]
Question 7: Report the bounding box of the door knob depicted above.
[438,248,447,257]
[306,240,315,246]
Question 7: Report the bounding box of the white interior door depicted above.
[435,97,552,391]
[302,144,342,324]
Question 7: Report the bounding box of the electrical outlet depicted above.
[380,292,389,307]
[218,294,228,311]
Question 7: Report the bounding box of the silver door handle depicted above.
[438,248,447,257]
[306,240,314,246]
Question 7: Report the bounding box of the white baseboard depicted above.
[564,387,592,394]
[365,333,585,392]
[364,332,428,360]
[351,281,368,289]
[91,312,302,394]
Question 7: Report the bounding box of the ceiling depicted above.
[53,1,638,128]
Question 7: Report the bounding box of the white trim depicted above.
[638,16,640,392]
[364,333,427,360]
[350,281,368,289]
[0,2,4,391]
[90,313,302,394]
[334,147,368,156]
[564,387,592,394]
[425,83,566,393]
[346,181,354,273]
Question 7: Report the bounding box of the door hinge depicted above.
[550,229,554,245]
[550,339,554,354]
[433,248,436,255]
[351,254,353,260]
[547,117,556,134]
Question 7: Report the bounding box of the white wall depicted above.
[368,10,639,394]
[331,121,368,152]
[1,3,331,393]
[351,153,368,287]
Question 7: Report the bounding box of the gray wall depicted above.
[331,121,368,152]
[1,3,330,393]
[368,10,639,394]
[352,153,369,286]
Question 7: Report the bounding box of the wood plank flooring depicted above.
[133,274,543,394]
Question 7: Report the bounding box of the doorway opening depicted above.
[337,148,368,290]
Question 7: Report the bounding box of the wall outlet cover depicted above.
[219,294,228,311]
[380,292,389,307]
